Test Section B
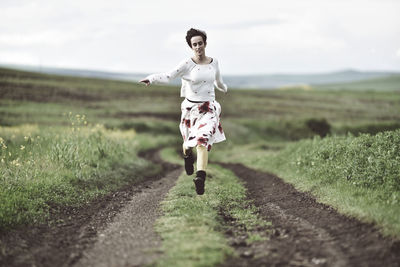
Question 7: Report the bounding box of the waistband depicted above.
[186,98,205,103]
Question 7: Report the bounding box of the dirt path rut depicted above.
[220,163,400,267]
[0,149,181,267]
[74,167,181,267]
[73,150,181,267]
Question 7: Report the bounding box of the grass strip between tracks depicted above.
[155,147,269,267]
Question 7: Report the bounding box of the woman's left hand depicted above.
[139,79,150,86]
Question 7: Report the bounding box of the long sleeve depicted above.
[213,60,228,93]
[145,59,189,84]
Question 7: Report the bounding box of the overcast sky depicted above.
[1,0,399,75]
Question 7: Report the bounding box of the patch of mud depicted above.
[219,208,270,262]
[0,149,180,267]
[219,163,400,267]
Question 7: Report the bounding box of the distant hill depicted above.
[223,70,399,89]
[313,74,400,91]
[0,63,398,90]
[0,63,146,83]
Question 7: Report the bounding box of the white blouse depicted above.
[145,57,228,102]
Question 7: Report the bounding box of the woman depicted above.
[140,28,227,195]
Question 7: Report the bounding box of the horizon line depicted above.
[1,62,399,77]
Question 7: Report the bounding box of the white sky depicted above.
[0,0,399,75]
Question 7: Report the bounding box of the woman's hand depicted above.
[139,79,150,86]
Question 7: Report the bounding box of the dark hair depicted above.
[186,28,207,48]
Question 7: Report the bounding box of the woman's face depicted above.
[190,36,206,57]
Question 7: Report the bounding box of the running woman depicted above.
[140,28,228,195]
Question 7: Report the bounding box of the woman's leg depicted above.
[196,145,208,171]
[194,145,208,195]
[183,143,194,175]
[182,143,189,156]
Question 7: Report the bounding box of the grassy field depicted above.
[0,67,185,230]
[0,119,177,229]
[1,66,400,263]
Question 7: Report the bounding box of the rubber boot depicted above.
[183,148,194,175]
[193,170,206,195]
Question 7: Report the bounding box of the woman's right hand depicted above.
[139,79,150,86]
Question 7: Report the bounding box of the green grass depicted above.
[222,88,400,123]
[0,68,186,230]
[2,67,400,134]
[0,115,178,230]
[212,130,400,237]
[155,147,269,267]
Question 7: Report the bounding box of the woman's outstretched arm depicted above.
[140,59,189,86]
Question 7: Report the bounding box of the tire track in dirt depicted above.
[74,151,181,267]
[219,163,400,267]
[0,149,181,267]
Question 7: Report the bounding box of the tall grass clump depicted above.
[277,130,400,198]
[0,113,162,230]
[242,129,400,236]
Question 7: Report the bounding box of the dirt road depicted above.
[0,149,181,267]
[220,163,400,267]
[1,150,399,267]
[74,161,181,267]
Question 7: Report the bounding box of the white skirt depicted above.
[179,99,226,151]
